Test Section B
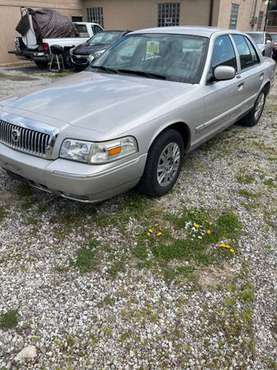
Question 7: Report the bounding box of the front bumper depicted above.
[0,143,147,203]
[71,54,89,67]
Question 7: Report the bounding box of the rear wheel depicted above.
[239,90,266,127]
[138,129,185,197]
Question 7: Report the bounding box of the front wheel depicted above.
[239,90,266,127]
[137,129,185,197]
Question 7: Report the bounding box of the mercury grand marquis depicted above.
[0,27,275,203]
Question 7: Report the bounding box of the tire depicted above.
[34,61,49,69]
[238,90,266,127]
[138,129,185,197]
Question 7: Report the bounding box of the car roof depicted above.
[130,26,241,38]
[101,30,129,33]
[247,31,265,34]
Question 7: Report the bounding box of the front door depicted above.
[195,34,241,144]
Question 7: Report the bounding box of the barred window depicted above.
[158,3,180,27]
[257,11,264,31]
[229,3,240,29]
[87,7,104,28]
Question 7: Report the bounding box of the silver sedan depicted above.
[0,27,275,203]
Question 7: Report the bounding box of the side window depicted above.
[211,35,237,71]
[245,37,260,64]
[232,34,258,70]
[92,25,102,34]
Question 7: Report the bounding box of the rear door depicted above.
[231,34,264,113]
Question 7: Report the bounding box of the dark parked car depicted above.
[270,33,277,60]
[70,30,129,70]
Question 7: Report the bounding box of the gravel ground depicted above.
[0,67,276,369]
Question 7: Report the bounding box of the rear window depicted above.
[232,34,260,70]
[75,24,89,37]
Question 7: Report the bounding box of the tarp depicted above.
[16,8,78,41]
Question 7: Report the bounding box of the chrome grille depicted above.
[0,119,51,158]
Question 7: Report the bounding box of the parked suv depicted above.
[70,30,130,70]
[247,32,273,57]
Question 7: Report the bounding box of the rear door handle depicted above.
[238,82,244,91]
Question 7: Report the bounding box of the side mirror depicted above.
[266,39,272,45]
[214,66,236,81]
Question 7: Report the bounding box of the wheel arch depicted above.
[262,80,271,96]
[149,122,191,154]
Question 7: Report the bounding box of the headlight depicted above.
[88,54,95,63]
[94,49,106,58]
[60,137,138,164]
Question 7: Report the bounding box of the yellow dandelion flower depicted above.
[193,223,200,229]
[207,229,212,235]
[148,228,154,233]
[156,232,162,237]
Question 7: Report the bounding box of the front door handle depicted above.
[238,82,244,91]
[259,73,264,81]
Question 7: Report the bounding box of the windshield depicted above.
[88,32,124,46]
[92,33,209,84]
[247,33,264,44]
[271,34,277,41]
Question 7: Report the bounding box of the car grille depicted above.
[72,55,88,64]
[0,119,51,158]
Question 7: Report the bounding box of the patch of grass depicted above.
[108,259,126,278]
[0,72,38,81]
[16,183,33,197]
[102,295,116,306]
[168,208,210,230]
[238,283,255,303]
[96,194,157,230]
[70,240,98,273]
[240,202,259,211]
[236,174,255,185]
[263,178,276,188]
[152,239,213,265]
[215,212,242,240]
[0,309,18,330]
[0,206,7,222]
[133,208,243,283]
[252,141,277,156]
[162,265,196,282]
[132,244,149,260]
[24,215,39,226]
[238,189,260,199]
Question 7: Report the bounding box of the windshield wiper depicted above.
[117,69,166,80]
[90,65,119,74]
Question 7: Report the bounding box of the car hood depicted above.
[73,43,108,55]
[0,71,196,138]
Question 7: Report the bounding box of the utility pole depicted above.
[209,0,214,26]
[264,0,271,31]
